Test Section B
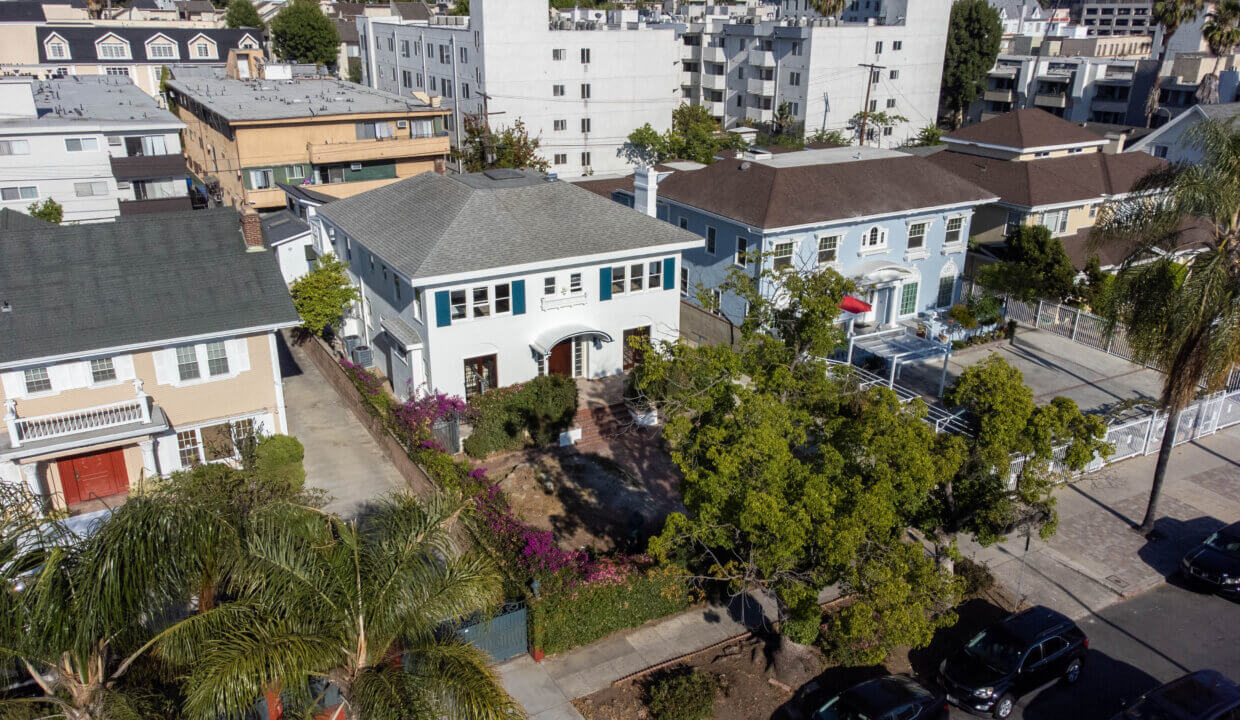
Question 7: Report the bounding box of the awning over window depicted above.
[839,295,872,314]
[531,325,614,356]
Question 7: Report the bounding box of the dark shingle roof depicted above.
[261,210,310,245]
[335,17,359,43]
[0,208,51,231]
[1059,217,1211,270]
[927,149,1166,208]
[0,2,46,21]
[392,1,432,19]
[36,26,257,63]
[176,0,218,12]
[946,109,1108,151]
[0,208,299,365]
[317,170,703,281]
[579,154,996,230]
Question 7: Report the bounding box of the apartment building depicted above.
[0,208,299,519]
[0,25,261,100]
[0,75,191,223]
[357,0,681,177]
[110,0,224,24]
[970,53,1143,125]
[927,109,1165,272]
[312,169,700,399]
[1153,52,1240,124]
[166,55,451,211]
[680,0,951,144]
[1079,0,1154,37]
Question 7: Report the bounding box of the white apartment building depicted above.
[0,75,189,223]
[969,53,1142,125]
[358,0,682,177]
[683,0,951,144]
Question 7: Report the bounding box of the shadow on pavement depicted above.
[275,330,304,378]
[909,598,1012,679]
[1019,649,1160,720]
[1136,516,1226,579]
[771,663,890,720]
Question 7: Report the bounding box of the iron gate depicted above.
[455,602,528,663]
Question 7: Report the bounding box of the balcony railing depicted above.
[747,78,775,96]
[5,388,151,448]
[307,134,450,164]
[1034,92,1069,108]
[701,73,727,91]
[542,291,587,311]
[702,46,727,63]
[984,88,1015,103]
[748,49,776,67]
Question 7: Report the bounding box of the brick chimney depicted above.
[241,208,265,251]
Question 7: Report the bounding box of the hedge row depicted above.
[463,375,578,458]
[530,565,695,656]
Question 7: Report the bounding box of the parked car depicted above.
[1110,670,1240,719]
[939,605,1088,719]
[1180,522,1240,599]
[799,674,949,720]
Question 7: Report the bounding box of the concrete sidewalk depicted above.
[963,424,1240,619]
[498,593,782,720]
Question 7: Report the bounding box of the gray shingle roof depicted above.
[0,208,299,365]
[0,208,51,231]
[261,210,311,245]
[317,169,703,282]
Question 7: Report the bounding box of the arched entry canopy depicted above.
[852,260,914,285]
[531,324,614,356]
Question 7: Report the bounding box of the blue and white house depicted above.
[580,147,998,329]
[311,169,702,400]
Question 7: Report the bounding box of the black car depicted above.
[1110,670,1240,720]
[939,606,1088,719]
[1180,522,1240,599]
[800,674,948,720]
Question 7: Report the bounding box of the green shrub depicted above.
[252,434,306,490]
[464,376,578,458]
[647,669,717,720]
[530,565,694,655]
[780,591,824,645]
[968,295,1003,326]
[948,303,977,329]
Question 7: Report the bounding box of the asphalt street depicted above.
[992,581,1240,720]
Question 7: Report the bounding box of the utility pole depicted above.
[857,62,885,145]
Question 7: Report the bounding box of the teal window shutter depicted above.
[663,257,675,290]
[512,279,526,315]
[435,290,451,327]
[600,267,612,301]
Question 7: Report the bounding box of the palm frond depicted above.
[402,638,524,720]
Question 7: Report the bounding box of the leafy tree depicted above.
[1091,118,1240,533]
[449,0,468,15]
[1075,253,1114,311]
[160,65,177,114]
[270,0,340,66]
[620,104,745,165]
[928,356,1111,546]
[849,110,908,145]
[941,0,1003,128]
[806,0,845,16]
[162,492,520,720]
[1203,0,1240,90]
[225,0,264,29]
[635,257,966,654]
[453,116,550,173]
[975,224,1078,303]
[807,127,851,147]
[907,124,944,147]
[27,197,62,224]
[347,56,362,84]
[289,253,361,337]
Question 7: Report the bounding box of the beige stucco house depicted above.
[0,208,299,519]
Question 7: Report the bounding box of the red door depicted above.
[548,340,573,376]
[58,449,128,506]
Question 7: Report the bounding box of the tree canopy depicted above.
[621,104,745,165]
[289,253,361,338]
[270,0,340,66]
[453,116,550,173]
[975,224,1078,303]
[27,197,62,224]
[941,0,1003,127]
[224,0,264,29]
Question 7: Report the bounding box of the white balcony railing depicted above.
[542,291,588,311]
[5,381,151,448]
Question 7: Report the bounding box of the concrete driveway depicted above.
[277,333,406,518]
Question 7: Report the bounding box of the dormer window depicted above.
[96,34,131,59]
[48,42,68,59]
[188,34,217,59]
[146,34,178,59]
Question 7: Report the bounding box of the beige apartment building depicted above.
[0,208,299,520]
[166,55,451,211]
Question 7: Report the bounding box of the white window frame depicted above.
[44,33,71,60]
[0,139,30,156]
[65,137,100,152]
[188,34,218,59]
[175,415,261,468]
[74,180,109,197]
[817,235,839,266]
[145,34,179,60]
[96,34,132,59]
[859,225,889,255]
[0,185,38,202]
[898,280,919,317]
[772,241,793,270]
[734,237,748,267]
[944,216,967,249]
[23,367,52,395]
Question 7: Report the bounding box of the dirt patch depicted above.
[574,635,825,720]
[485,450,681,553]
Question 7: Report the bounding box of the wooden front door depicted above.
[463,354,498,400]
[57,448,128,506]
[547,340,573,376]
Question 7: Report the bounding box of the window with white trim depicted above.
[818,235,838,265]
[250,169,274,189]
[193,41,213,58]
[74,181,108,197]
[148,42,176,58]
[24,367,51,394]
[90,357,117,383]
[862,226,887,249]
[176,345,201,381]
[907,222,927,249]
[735,237,748,267]
[450,289,467,319]
[0,140,29,155]
[611,265,626,295]
[47,42,68,59]
[1,186,37,201]
[105,67,130,76]
[544,276,556,295]
[945,217,965,245]
[494,283,511,314]
[773,241,793,269]
[177,429,201,467]
[680,267,688,297]
[1038,209,1067,236]
[99,41,128,58]
[206,341,230,376]
[628,263,645,292]
[1005,211,1023,236]
[65,137,100,152]
[569,273,582,293]
[899,281,918,315]
[936,275,955,308]
[648,260,662,289]
[472,287,490,317]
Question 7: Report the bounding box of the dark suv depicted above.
[1110,670,1240,720]
[939,606,1088,719]
[1180,522,1240,599]
[799,674,949,720]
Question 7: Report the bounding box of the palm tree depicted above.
[1148,0,1207,125]
[1091,118,1240,535]
[160,491,521,720]
[807,0,845,17]
[1202,0,1240,100]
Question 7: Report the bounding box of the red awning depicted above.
[839,295,872,314]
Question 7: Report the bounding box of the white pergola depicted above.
[846,326,953,396]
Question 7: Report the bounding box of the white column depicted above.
[139,438,159,478]
[267,333,289,435]
[19,461,42,498]
[886,286,897,326]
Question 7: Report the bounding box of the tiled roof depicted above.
[945,109,1108,151]
[926,149,1166,208]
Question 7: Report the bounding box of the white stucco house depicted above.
[311,168,702,400]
